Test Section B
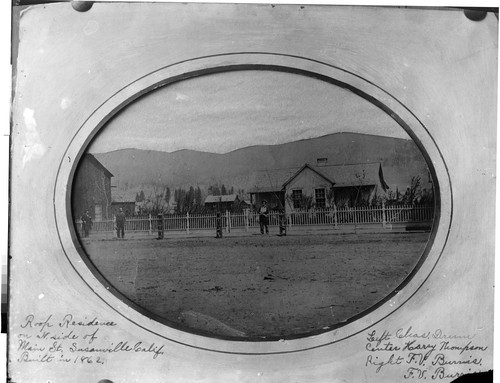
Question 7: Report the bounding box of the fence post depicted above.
[333,205,338,229]
[245,209,249,232]
[226,211,230,233]
[382,202,387,228]
[186,212,190,234]
[148,214,152,235]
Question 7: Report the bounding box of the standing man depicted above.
[215,211,223,238]
[258,200,269,235]
[81,210,92,238]
[116,208,126,239]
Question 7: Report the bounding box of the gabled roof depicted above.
[84,153,114,178]
[205,194,239,204]
[319,163,381,187]
[282,163,335,188]
[248,162,383,193]
[248,167,299,193]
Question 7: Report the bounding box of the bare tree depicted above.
[93,175,110,220]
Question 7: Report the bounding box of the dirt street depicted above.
[81,232,429,339]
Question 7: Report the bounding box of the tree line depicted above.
[131,174,433,215]
[134,184,245,215]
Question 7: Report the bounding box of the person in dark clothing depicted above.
[81,210,92,238]
[116,208,126,238]
[258,200,269,235]
[215,211,223,238]
[278,208,287,236]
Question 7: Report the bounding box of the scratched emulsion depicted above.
[81,233,428,338]
[22,108,46,167]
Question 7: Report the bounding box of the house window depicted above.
[292,189,302,209]
[315,188,326,208]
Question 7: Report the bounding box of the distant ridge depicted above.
[93,132,411,156]
[91,132,430,195]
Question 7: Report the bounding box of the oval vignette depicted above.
[70,69,436,340]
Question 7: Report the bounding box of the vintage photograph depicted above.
[71,69,435,339]
[9,2,496,382]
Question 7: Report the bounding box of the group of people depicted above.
[214,200,286,238]
[80,208,126,239]
[80,211,93,237]
[81,202,285,240]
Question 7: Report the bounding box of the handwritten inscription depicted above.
[365,327,488,379]
[15,314,165,365]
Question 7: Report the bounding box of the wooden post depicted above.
[186,212,190,234]
[382,202,387,229]
[333,204,338,229]
[245,209,249,232]
[226,210,230,233]
[148,214,152,235]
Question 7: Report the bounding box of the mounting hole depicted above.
[464,9,487,21]
[71,1,94,12]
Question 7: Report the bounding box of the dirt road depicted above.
[81,232,429,339]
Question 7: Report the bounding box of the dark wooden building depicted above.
[204,194,240,212]
[111,189,137,217]
[72,154,113,221]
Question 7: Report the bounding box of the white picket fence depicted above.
[75,205,434,235]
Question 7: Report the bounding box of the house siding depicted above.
[284,168,333,211]
[72,156,112,220]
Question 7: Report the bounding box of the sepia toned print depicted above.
[72,70,435,339]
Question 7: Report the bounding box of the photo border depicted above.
[53,52,452,354]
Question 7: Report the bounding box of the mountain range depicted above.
[92,132,432,197]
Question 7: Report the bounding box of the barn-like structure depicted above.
[204,194,241,212]
[111,189,137,217]
[72,154,114,220]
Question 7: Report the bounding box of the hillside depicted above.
[91,132,431,196]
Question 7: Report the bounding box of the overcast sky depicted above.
[87,70,410,154]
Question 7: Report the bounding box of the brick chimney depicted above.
[317,157,328,166]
